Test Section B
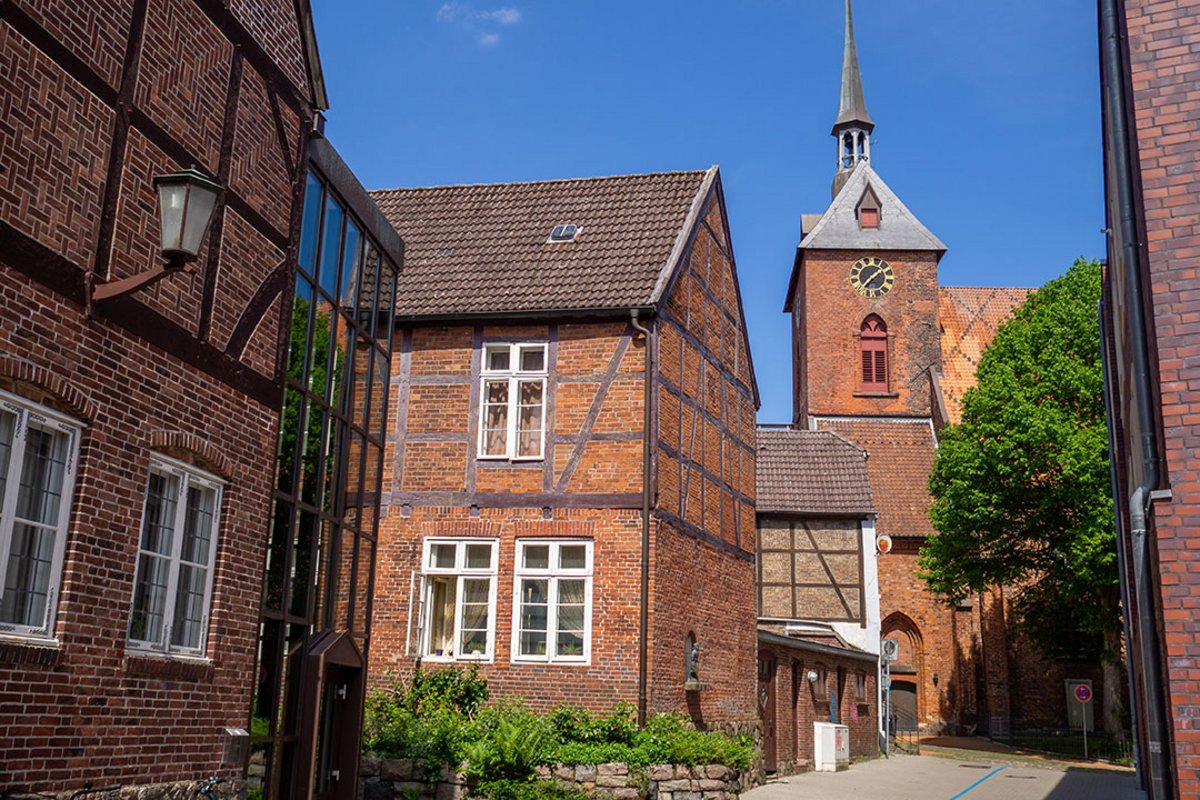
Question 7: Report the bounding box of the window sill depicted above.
[124,651,214,682]
[852,391,898,398]
[0,636,62,668]
[422,654,493,664]
[511,657,590,666]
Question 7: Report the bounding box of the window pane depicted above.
[557,604,584,632]
[462,578,490,604]
[128,552,171,644]
[140,472,178,555]
[556,631,584,657]
[520,597,548,632]
[171,563,208,649]
[521,578,548,605]
[485,347,510,372]
[181,484,216,565]
[427,576,455,656]
[559,545,587,570]
[460,630,488,656]
[516,380,544,458]
[317,195,344,298]
[297,172,323,277]
[0,522,56,626]
[339,220,361,306]
[483,380,509,456]
[522,545,549,570]
[465,543,492,569]
[430,543,456,569]
[558,578,585,605]
[519,347,545,372]
[16,426,69,527]
[520,630,547,656]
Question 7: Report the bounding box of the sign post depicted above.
[1074,683,1093,759]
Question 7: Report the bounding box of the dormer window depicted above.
[856,186,881,230]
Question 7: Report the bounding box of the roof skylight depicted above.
[548,224,581,243]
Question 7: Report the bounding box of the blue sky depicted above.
[312,1,1104,423]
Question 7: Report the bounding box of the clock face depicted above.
[850,256,894,299]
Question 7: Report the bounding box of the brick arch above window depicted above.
[0,356,98,421]
[859,314,889,393]
[147,430,235,480]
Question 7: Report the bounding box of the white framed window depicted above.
[419,538,498,661]
[512,539,593,664]
[127,454,223,656]
[0,390,81,640]
[479,343,547,461]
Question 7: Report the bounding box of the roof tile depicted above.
[939,286,1031,423]
[369,170,711,317]
[756,428,875,515]
[814,418,936,536]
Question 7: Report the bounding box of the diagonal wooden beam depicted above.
[555,324,633,493]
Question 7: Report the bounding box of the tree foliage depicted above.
[920,259,1117,659]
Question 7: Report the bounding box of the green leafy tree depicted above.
[919,259,1123,732]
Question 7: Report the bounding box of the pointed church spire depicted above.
[833,0,874,134]
[831,0,874,197]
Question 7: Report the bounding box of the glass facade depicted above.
[250,166,398,800]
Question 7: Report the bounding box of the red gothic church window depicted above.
[860,315,889,393]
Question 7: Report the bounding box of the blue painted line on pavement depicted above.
[946,766,1006,800]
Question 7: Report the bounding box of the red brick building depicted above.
[365,169,760,730]
[1099,0,1200,798]
[755,427,881,771]
[0,2,401,798]
[778,0,1101,738]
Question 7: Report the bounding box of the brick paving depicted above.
[744,754,1142,800]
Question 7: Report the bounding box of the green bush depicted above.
[362,667,755,780]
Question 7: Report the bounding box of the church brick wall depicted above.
[792,249,940,420]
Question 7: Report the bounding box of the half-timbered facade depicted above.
[369,168,759,729]
[754,427,880,770]
[0,2,401,797]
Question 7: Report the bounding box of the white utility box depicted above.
[813,722,850,771]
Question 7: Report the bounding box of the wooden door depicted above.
[758,655,778,772]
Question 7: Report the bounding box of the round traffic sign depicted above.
[1074,684,1092,703]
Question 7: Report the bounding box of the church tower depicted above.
[785,0,946,428]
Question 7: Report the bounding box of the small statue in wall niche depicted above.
[686,637,701,683]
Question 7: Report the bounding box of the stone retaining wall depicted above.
[358,759,752,800]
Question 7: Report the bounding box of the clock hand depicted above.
[861,266,882,289]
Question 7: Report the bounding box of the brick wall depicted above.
[792,250,941,420]
[1122,1,1200,792]
[758,643,878,771]
[0,0,313,792]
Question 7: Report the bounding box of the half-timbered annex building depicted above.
[367,168,760,729]
[754,427,880,771]
[0,2,401,798]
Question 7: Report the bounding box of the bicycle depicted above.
[194,776,228,800]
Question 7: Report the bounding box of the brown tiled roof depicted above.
[756,428,875,516]
[369,169,714,317]
[939,286,1031,423]
[814,418,937,537]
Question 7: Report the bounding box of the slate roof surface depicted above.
[939,286,1032,423]
[369,169,712,317]
[813,418,937,537]
[756,428,875,516]
[798,161,946,253]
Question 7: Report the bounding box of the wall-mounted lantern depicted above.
[91,167,224,303]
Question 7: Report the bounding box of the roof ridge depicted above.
[370,167,714,195]
[940,284,1035,292]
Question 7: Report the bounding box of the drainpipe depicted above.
[631,309,653,727]
[1099,300,1142,786]
[1100,1,1171,797]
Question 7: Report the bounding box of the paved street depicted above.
[744,754,1142,800]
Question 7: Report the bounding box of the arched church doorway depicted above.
[882,612,925,728]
